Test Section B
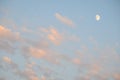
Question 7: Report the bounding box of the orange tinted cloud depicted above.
[3,56,12,64]
[30,76,39,80]
[23,68,39,80]
[29,47,46,58]
[0,25,20,53]
[47,27,63,45]
[113,73,120,80]
[72,58,81,65]
[0,25,20,41]
[55,13,75,27]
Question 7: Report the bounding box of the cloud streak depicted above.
[55,13,75,27]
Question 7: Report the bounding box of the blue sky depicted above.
[0,0,120,80]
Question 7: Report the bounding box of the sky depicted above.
[0,0,120,80]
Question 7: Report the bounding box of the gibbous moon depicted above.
[96,14,100,21]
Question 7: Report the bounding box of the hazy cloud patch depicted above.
[55,13,75,27]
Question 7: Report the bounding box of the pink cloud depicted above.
[2,56,12,64]
[28,46,46,58]
[22,68,39,80]
[30,76,39,80]
[0,25,20,41]
[0,25,20,53]
[47,27,63,45]
[113,73,120,80]
[72,58,81,65]
[55,13,75,27]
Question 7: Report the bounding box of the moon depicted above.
[96,14,100,21]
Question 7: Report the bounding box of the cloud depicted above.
[21,46,46,59]
[72,58,81,65]
[1,56,18,71]
[0,25,20,42]
[30,76,39,80]
[47,27,63,45]
[2,56,12,64]
[26,62,36,68]
[113,73,120,80]
[39,26,80,45]
[0,24,119,80]
[55,13,75,27]
[0,25,20,53]
[29,47,46,58]
[16,68,39,80]
[0,41,14,53]
[39,26,64,45]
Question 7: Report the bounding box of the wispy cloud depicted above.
[0,25,20,42]
[30,76,39,80]
[113,73,120,80]
[21,46,46,59]
[72,58,81,65]
[26,62,36,68]
[0,25,20,53]
[55,13,75,27]
[17,68,39,80]
[47,27,63,45]
[1,56,18,72]
[29,47,46,58]
[39,26,80,45]
[0,19,119,80]
[3,56,12,64]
